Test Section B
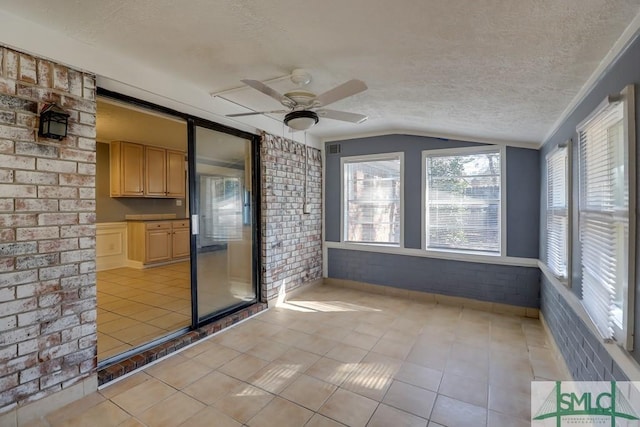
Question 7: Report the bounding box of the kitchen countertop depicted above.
[124,214,188,221]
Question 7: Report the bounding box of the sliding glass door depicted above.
[191,124,258,322]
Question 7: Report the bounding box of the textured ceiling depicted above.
[3,0,640,144]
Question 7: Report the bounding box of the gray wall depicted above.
[324,134,540,307]
[325,134,540,256]
[96,142,186,223]
[540,33,640,367]
[329,248,540,308]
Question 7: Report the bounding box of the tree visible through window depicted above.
[343,155,402,244]
[425,148,501,253]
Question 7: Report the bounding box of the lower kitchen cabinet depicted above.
[127,220,190,267]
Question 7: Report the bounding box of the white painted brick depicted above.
[36,158,76,174]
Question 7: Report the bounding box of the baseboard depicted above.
[323,277,539,318]
[539,311,573,380]
[0,375,97,426]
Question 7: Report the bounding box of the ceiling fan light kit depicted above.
[226,70,368,130]
[284,110,319,131]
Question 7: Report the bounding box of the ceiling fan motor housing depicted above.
[284,110,319,131]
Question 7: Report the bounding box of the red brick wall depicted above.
[0,46,97,412]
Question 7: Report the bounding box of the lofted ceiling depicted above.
[2,0,640,145]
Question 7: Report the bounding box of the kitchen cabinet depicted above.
[144,146,167,197]
[110,141,185,198]
[127,220,190,266]
[110,141,144,197]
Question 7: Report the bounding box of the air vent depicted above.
[328,143,341,154]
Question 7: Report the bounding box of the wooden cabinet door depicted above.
[172,224,190,259]
[112,142,144,196]
[166,150,185,198]
[145,146,167,197]
[145,225,171,263]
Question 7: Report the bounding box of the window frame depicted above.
[340,152,404,247]
[421,145,506,256]
[545,143,570,283]
[576,84,636,350]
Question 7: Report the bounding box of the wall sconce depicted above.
[39,104,69,140]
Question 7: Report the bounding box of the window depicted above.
[578,89,634,346]
[424,147,501,254]
[546,146,568,279]
[342,154,403,245]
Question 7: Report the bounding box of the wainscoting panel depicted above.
[96,222,127,271]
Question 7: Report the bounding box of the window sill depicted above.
[325,241,537,267]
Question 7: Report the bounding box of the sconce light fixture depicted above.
[39,104,69,140]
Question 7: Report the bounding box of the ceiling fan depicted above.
[226,69,368,131]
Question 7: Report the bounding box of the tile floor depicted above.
[46,284,562,426]
[97,262,192,360]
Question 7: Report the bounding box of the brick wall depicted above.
[328,248,541,308]
[0,46,97,413]
[260,133,322,301]
[541,276,628,380]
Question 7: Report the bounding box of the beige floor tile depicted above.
[111,378,177,415]
[488,385,531,421]
[438,372,488,408]
[280,374,337,411]
[394,362,442,392]
[247,361,300,394]
[114,323,165,344]
[182,370,243,405]
[178,339,220,358]
[127,307,170,322]
[370,337,413,360]
[304,414,346,427]
[325,343,368,363]
[146,358,212,389]
[318,388,378,427]
[382,380,435,419]
[274,348,321,372]
[137,392,205,427]
[340,331,380,350]
[305,357,355,386]
[293,334,339,356]
[367,403,428,427]
[99,317,142,334]
[341,361,394,402]
[178,406,242,427]
[117,417,147,427]
[151,312,190,330]
[219,353,270,381]
[405,343,450,371]
[245,339,290,361]
[487,410,531,427]
[212,383,274,424]
[191,343,241,369]
[246,396,313,427]
[45,393,105,426]
[430,395,487,427]
[444,356,489,381]
[52,401,129,427]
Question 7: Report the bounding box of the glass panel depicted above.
[344,158,401,244]
[195,126,255,320]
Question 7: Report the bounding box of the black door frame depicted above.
[96,88,262,337]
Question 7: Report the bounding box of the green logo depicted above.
[533,381,639,426]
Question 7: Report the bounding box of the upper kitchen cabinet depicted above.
[110,141,144,197]
[166,149,186,198]
[110,141,185,198]
[144,146,167,197]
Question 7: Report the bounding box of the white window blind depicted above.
[425,149,501,253]
[546,147,568,279]
[578,100,627,341]
[343,156,402,244]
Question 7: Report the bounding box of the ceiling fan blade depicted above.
[241,79,291,105]
[314,79,367,107]
[317,109,368,124]
[226,109,288,118]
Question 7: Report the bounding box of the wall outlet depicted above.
[176,199,183,206]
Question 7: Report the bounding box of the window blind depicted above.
[579,100,627,341]
[426,150,500,253]
[546,147,568,279]
[344,157,401,244]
